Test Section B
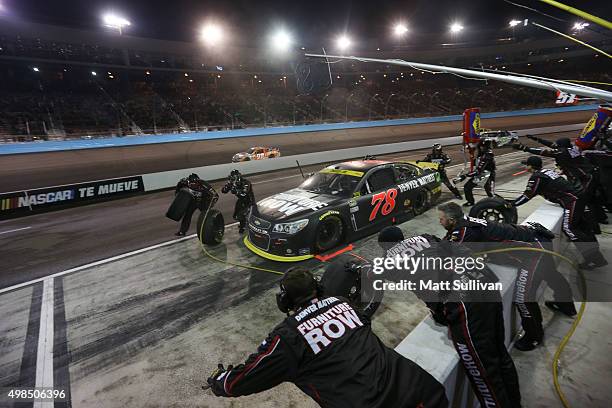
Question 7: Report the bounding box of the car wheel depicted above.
[469,197,518,224]
[413,190,429,215]
[197,209,225,245]
[315,215,344,252]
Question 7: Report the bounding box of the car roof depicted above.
[325,160,392,172]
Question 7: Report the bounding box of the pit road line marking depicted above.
[0,222,239,295]
[0,226,32,235]
[33,278,54,408]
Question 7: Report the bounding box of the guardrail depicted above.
[0,104,596,155]
[0,123,584,220]
[394,203,566,406]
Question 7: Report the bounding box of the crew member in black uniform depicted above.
[221,170,255,233]
[377,227,522,408]
[511,156,607,270]
[174,173,218,236]
[206,267,448,408]
[460,140,496,207]
[514,136,607,225]
[419,143,462,199]
[437,202,576,351]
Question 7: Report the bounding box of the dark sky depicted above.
[3,0,610,45]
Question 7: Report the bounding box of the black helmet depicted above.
[555,138,572,149]
[433,143,442,151]
[188,173,200,182]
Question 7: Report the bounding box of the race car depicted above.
[244,159,442,261]
[478,129,519,147]
[232,146,281,162]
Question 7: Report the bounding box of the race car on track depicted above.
[478,129,519,147]
[244,159,442,261]
[232,146,281,162]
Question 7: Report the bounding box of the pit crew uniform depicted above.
[511,168,607,266]
[207,295,448,408]
[382,234,521,408]
[420,150,462,199]
[233,177,255,233]
[518,137,606,223]
[464,146,496,205]
[175,177,217,235]
[443,215,575,346]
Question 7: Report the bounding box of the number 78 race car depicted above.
[244,159,442,261]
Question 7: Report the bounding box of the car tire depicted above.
[412,190,429,215]
[196,209,225,245]
[469,197,518,224]
[166,190,194,221]
[315,215,344,252]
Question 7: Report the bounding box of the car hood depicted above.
[254,188,346,221]
[233,152,248,158]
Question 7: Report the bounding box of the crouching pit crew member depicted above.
[206,267,448,408]
[174,173,218,236]
[511,156,607,270]
[437,202,576,351]
[457,140,496,207]
[377,226,522,408]
[419,143,463,199]
[222,169,255,233]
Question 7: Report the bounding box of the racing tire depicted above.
[469,197,518,224]
[320,255,382,319]
[196,209,225,245]
[166,190,194,221]
[412,190,429,215]
[314,215,344,252]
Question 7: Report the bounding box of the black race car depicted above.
[244,159,442,261]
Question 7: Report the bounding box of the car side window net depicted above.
[367,168,396,192]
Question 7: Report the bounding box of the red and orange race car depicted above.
[232,146,281,162]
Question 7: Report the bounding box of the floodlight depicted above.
[394,23,408,36]
[200,23,224,46]
[449,22,464,33]
[337,35,351,50]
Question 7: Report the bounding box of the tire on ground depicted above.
[315,215,344,252]
[469,197,518,224]
[196,209,225,245]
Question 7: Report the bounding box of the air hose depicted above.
[476,246,586,408]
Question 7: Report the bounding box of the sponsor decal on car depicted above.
[397,173,438,192]
[320,169,364,178]
[258,192,329,217]
[319,210,340,221]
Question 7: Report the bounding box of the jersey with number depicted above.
[512,168,579,207]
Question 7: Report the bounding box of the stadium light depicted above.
[393,23,408,37]
[270,29,292,53]
[32,67,40,72]
[449,22,464,33]
[200,23,224,46]
[573,22,589,31]
[102,13,131,35]
[91,71,97,76]
[337,35,351,51]
[509,20,521,27]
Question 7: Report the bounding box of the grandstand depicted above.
[0,17,610,141]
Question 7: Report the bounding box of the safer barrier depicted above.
[0,104,597,155]
[394,203,566,406]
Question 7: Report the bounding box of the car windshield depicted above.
[299,172,360,197]
[248,147,260,153]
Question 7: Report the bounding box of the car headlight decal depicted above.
[272,219,309,234]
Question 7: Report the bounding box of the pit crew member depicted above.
[511,156,607,270]
[175,173,218,236]
[377,227,522,408]
[206,267,449,408]
[459,140,496,207]
[222,169,255,233]
[437,202,576,351]
[419,143,462,199]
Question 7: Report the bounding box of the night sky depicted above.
[2,0,610,45]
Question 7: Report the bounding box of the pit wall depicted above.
[394,203,566,406]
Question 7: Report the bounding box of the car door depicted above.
[352,167,399,231]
